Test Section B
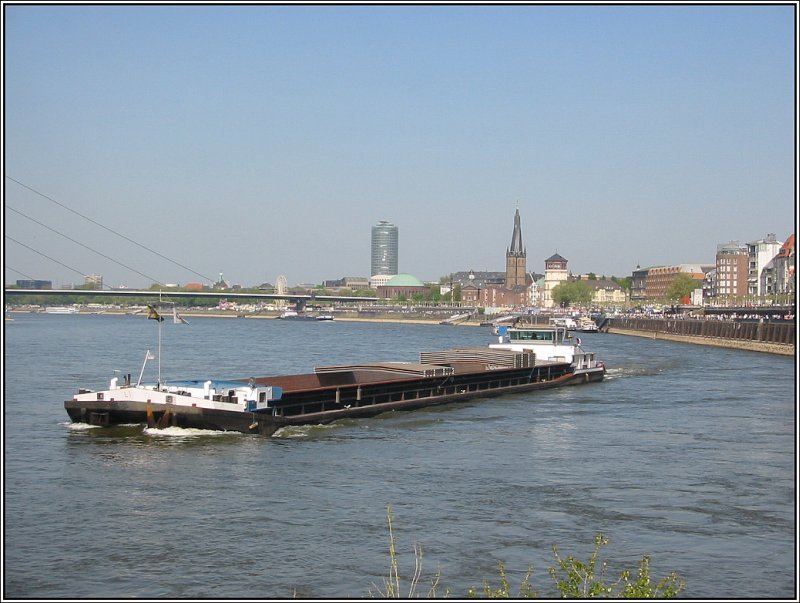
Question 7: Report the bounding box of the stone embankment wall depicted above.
[606,318,795,356]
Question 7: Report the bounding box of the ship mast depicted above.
[157,290,162,386]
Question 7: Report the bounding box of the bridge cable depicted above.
[6,204,166,287]
[5,176,215,284]
[5,265,37,282]
[6,235,115,289]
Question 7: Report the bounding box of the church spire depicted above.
[508,207,524,256]
[505,207,527,289]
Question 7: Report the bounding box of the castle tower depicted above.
[505,208,527,288]
[542,252,569,308]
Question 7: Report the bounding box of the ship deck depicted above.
[250,357,574,419]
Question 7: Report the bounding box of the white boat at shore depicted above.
[576,317,599,332]
[548,316,598,333]
[278,310,334,321]
[550,317,578,330]
[45,306,79,314]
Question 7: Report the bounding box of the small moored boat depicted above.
[277,309,316,321]
[277,310,333,321]
[576,317,599,333]
[45,306,79,314]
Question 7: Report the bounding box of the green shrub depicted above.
[548,533,684,598]
[373,507,685,599]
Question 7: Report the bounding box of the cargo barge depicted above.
[65,324,605,436]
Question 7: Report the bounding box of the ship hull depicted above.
[65,363,604,436]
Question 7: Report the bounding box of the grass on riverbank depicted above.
[370,506,685,599]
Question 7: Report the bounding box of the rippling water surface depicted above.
[3,314,796,598]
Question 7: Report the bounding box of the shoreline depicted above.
[7,310,793,355]
[606,327,795,356]
[8,308,484,325]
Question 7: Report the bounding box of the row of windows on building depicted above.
[631,233,795,302]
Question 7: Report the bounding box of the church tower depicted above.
[505,208,527,288]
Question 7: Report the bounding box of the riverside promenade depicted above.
[604,316,795,356]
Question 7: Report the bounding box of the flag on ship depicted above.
[147,304,164,322]
[173,307,189,324]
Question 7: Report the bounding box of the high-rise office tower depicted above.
[371,221,399,277]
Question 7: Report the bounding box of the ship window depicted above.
[512,330,552,341]
[259,392,266,403]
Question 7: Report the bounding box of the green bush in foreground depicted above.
[372,506,685,598]
[471,533,685,599]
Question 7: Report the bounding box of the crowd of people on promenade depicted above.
[633,310,795,322]
[705,312,794,322]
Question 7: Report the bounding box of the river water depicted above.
[3,314,796,599]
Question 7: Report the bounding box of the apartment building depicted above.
[747,234,782,296]
[714,241,749,297]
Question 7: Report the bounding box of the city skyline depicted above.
[4,175,794,290]
[7,215,793,291]
[4,4,796,289]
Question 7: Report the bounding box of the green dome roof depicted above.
[385,273,425,287]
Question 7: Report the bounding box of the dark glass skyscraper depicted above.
[371,221,399,276]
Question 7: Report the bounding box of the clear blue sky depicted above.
[3,3,796,289]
